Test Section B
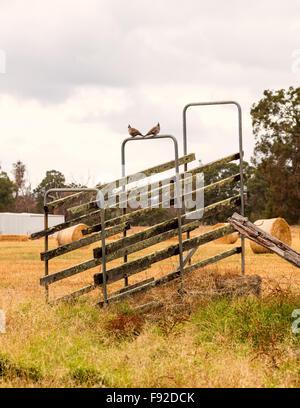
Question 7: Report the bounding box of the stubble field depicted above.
[0,226,299,388]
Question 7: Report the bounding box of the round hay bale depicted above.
[211,223,239,244]
[57,224,88,246]
[250,218,292,254]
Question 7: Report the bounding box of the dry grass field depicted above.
[0,225,300,388]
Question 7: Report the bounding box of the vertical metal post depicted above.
[100,209,108,304]
[121,166,129,287]
[44,206,49,303]
[97,192,108,305]
[236,104,245,275]
[182,110,191,264]
[182,101,245,275]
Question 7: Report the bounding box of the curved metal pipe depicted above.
[121,134,185,292]
[182,101,245,274]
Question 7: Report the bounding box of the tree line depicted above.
[0,87,299,224]
[0,166,87,215]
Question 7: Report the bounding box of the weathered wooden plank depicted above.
[124,151,240,201]
[94,219,200,263]
[189,152,240,176]
[98,281,156,306]
[68,152,241,217]
[82,183,242,236]
[47,191,96,210]
[156,247,242,286]
[228,212,300,268]
[93,215,200,259]
[94,224,235,286]
[40,196,242,287]
[41,222,130,261]
[31,152,240,239]
[68,170,241,218]
[174,246,199,273]
[97,247,241,306]
[107,277,155,297]
[69,154,196,216]
[92,192,242,256]
[42,259,100,286]
[50,284,97,304]
[40,195,240,285]
[30,207,104,240]
[47,153,196,209]
[40,220,199,287]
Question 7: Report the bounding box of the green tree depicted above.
[0,168,16,212]
[11,160,36,212]
[249,87,300,224]
[33,170,66,212]
[12,160,26,198]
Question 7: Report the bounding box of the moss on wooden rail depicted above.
[228,212,300,268]
[41,222,130,261]
[39,195,242,287]
[97,246,241,306]
[40,219,199,287]
[93,223,235,286]
[31,152,240,240]
[82,180,242,236]
[46,153,196,209]
[68,167,241,218]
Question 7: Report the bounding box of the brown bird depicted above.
[128,124,143,137]
[145,122,160,137]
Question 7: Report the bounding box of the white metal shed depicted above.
[0,213,65,236]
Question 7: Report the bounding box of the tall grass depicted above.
[0,289,299,388]
[1,228,300,387]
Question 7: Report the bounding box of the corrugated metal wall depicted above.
[0,213,65,236]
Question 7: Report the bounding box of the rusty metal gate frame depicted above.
[43,187,108,304]
[121,134,185,293]
[33,100,246,306]
[182,101,245,275]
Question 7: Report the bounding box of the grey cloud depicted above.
[0,0,299,102]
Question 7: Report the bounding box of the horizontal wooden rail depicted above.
[97,246,241,306]
[94,220,200,262]
[68,167,241,218]
[155,246,242,286]
[93,223,235,286]
[41,222,130,261]
[82,178,242,236]
[46,153,196,209]
[50,284,97,304]
[228,212,300,268]
[31,152,240,240]
[40,220,200,287]
[39,195,242,286]
[51,277,156,305]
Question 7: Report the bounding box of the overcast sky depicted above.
[0,0,299,188]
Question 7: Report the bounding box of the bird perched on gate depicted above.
[128,124,143,137]
[145,123,160,137]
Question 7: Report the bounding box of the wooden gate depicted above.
[31,150,245,305]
